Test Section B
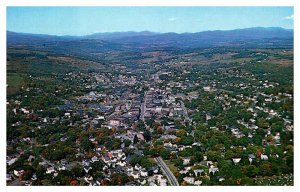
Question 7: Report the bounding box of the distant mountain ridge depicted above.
[7,27,293,49]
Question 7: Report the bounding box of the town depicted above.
[7,42,293,186]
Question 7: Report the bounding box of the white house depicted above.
[91,156,99,163]
[209,166,219,175]
[84,166,92,173]
[14,169,24,177]
[232,158,242,165]
[140,169,148,177]
[194,180,202,186]
[183,177,195,185]
[261,154,268,161]
[194,169,204,177]
[131,171,140,179]
[135,163,142,171]
[58,165,66,171]
[182,157,191,165]
[46,167,55,174]
[7,158,18,166]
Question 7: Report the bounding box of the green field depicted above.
[7,73,23,87]
[7,73,24,95]
[164,160,178,174]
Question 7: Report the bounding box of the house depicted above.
[206,161,213,167]
[91,156,99,163]
[194,169,204,177]
[111,157,117,163]
[183,177,195,185]
[158,179,167,186]
[261,154,268,161]
[7,158,18,166]
[137,133,145,141]
[102,156,110,164]
[194,180,202,186]
[31,174,37,181]
[140,169,148,177]
[84,175,93,184]
[209,166,219,175]
[149,166,159,174]
[60,137,68,142]
[135,163,142,171]
[192,142,201,147]
[21,108,30,114]
[149,182,157,186]
[102,165,108,171]
[249,154,255,164]
[109,119,120,127]
[82,159,91,167]
[28,155,35,162]
[154,174,167,186]
[140,179,147,185]
[14,169,24,177]
[131,171,140,179]
[84,166,92,173]
[58,165,66,171]
[179,169,189,174]
[117,161,126,167]
[182,157,191,165]
[219,177,225,182]
[60,159,68,165]
[203,86,211,92]
[232,158,242,165]
[126,166,133,172]
[46,167,55,174]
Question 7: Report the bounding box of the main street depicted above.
[140,91,147,121]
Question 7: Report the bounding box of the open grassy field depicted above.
[164,160,178,174]
[7,73,23,87]
[7,73,24,95]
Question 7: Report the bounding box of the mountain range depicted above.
[7,27,293,54]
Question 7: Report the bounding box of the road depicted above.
[180,100,192,123]
[140,91,147,121]
[155,156,179,186]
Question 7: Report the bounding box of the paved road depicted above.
[155,156,179,186]
[140,91,147,121]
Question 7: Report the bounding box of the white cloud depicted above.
[284,14,294,20]
[168,17,177,22]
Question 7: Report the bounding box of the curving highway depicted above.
[155,156,179,186]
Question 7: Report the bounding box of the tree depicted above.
[129,154,141,166]
[241,165,259,177]
[140,157,154,169]
[143,130,151,142]
[71,165,84,177]
[81,137,94,151]
[34,165,45,180]
[109,173,129,185]
[91,161,104,172]
[133,135,139,144]
[160,149,171,160]
[145,118,154,127]
[260,162,273,176]
[240,177,254,185]
[207,150,220,162]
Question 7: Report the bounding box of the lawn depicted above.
[164,160,178,174]
[7,73,24,95]
[7,73,23,87]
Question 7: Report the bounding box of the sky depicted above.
[7,7,294,36]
